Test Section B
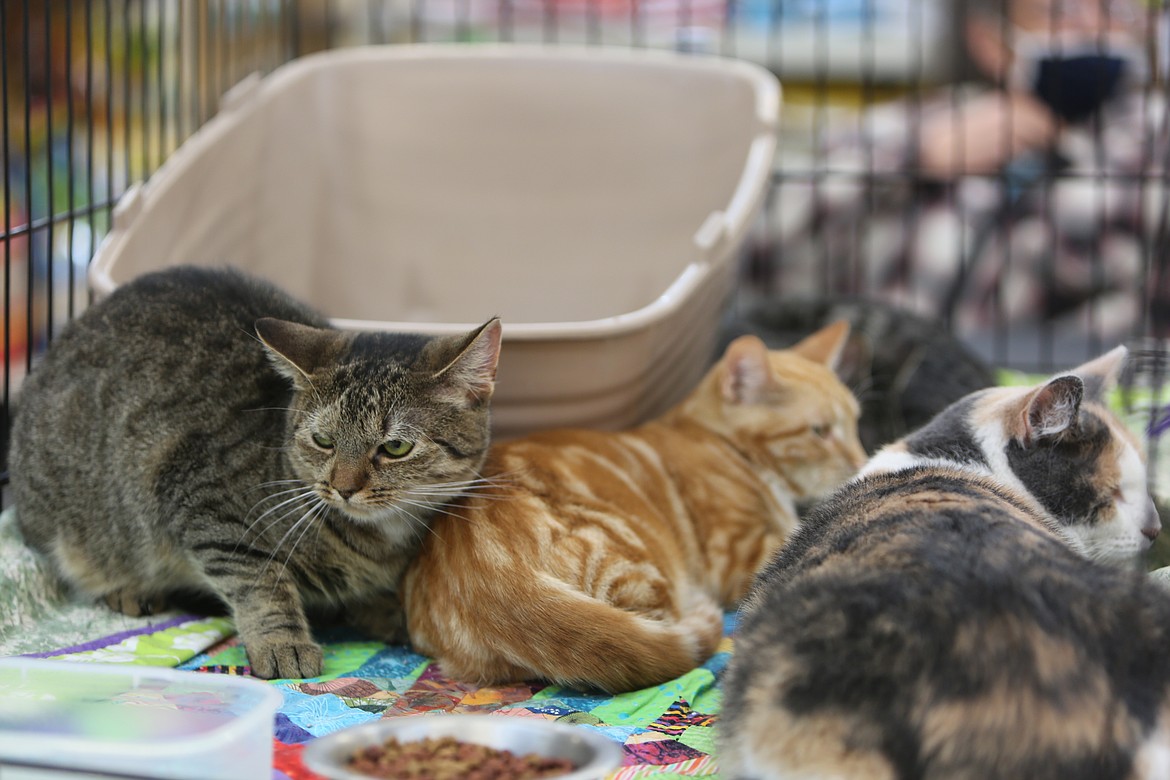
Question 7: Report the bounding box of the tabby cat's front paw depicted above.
[246,639,324,680]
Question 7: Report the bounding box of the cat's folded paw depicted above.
[1148,566,1170,592]
[102,588,168,617]
[246,640,324,680]
[350,595,409,645]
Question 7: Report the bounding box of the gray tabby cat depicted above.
[720,347,1170,780]
[10,266,501,679]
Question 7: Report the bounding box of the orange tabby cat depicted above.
[402,321,866,693]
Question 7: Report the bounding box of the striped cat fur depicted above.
[404,321,868,693]
[11,266,502,679]
[720,346,1169,780]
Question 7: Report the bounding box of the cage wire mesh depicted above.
[3,0,1170,508]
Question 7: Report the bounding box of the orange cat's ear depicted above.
[434,317,503,406]
[789,320,851,370]
[720,335,772,404]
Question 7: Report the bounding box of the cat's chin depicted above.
[330,503,389,523]
[333,501,426,529]
[1070,520,1154,567]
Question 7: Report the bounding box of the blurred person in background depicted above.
[760,0,1168,348]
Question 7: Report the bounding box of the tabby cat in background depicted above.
[10,266,501,679]
[405,321,867,693]
[721,347,1169,780]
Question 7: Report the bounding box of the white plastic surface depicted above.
[0,659,282,780]
[90,44,780,439]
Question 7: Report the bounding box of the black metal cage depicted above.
[4,0,1170,506]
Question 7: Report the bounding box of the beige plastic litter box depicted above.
[90,44,779,439]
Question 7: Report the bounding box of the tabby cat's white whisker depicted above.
[240,490,319,546]
[387,501,445,540]
[245,479,308,494]
[256,479,308,487]
[276,500,328,585]
[394,496,450,513]
[260,499,325,585]
[308,508,328,566]
[425,476,512,490]
[404,487,512,504]
[244,487,318,526]
[409,490,511,502]
[408,482,498,495]
[409,473,522,495]
[253,496,320,543]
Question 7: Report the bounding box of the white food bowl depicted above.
[301,713,624,780]
[90,44,779,439]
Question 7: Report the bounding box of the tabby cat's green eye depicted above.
[380,439,414,459]
[311,432,335,449]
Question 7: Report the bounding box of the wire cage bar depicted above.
[3,0,1170,507]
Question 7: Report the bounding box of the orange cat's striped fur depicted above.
[403,321,866,693]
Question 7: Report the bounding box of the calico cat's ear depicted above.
[1018,346,1126,445]
[255,318,348,382]
[1070,345,1127,403]
[789,320,851,370]
[433,318,503,407]
[1021,375,1084,445]
[720,335,772,404]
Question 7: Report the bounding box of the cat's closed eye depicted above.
[812,424,831,438]
[312,432,335,449]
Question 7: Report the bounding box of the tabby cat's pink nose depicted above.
[1143,525,1160,542]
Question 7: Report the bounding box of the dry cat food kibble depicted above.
[346,735,576,779]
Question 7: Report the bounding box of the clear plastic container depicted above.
[0,658,281,780]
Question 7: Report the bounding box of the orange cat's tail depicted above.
[410,573,725,694]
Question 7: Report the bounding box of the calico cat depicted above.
[719,347,1168,780]
[721,295,997,453]
[403,321,867,693]
[9,266,501,679]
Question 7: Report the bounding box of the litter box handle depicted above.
[694,210,730,259]
[111,184,143,233]
[219,72,262,114]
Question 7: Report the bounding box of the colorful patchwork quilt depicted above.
[1,509,733,779]
[15,613,734,779]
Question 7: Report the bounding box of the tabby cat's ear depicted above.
[255,318,348,383]
[1021,375,1084,445]
[789,320,851,370]
[720,335,772,404]
[434,318,503,407]
[1070,345,1127,403]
